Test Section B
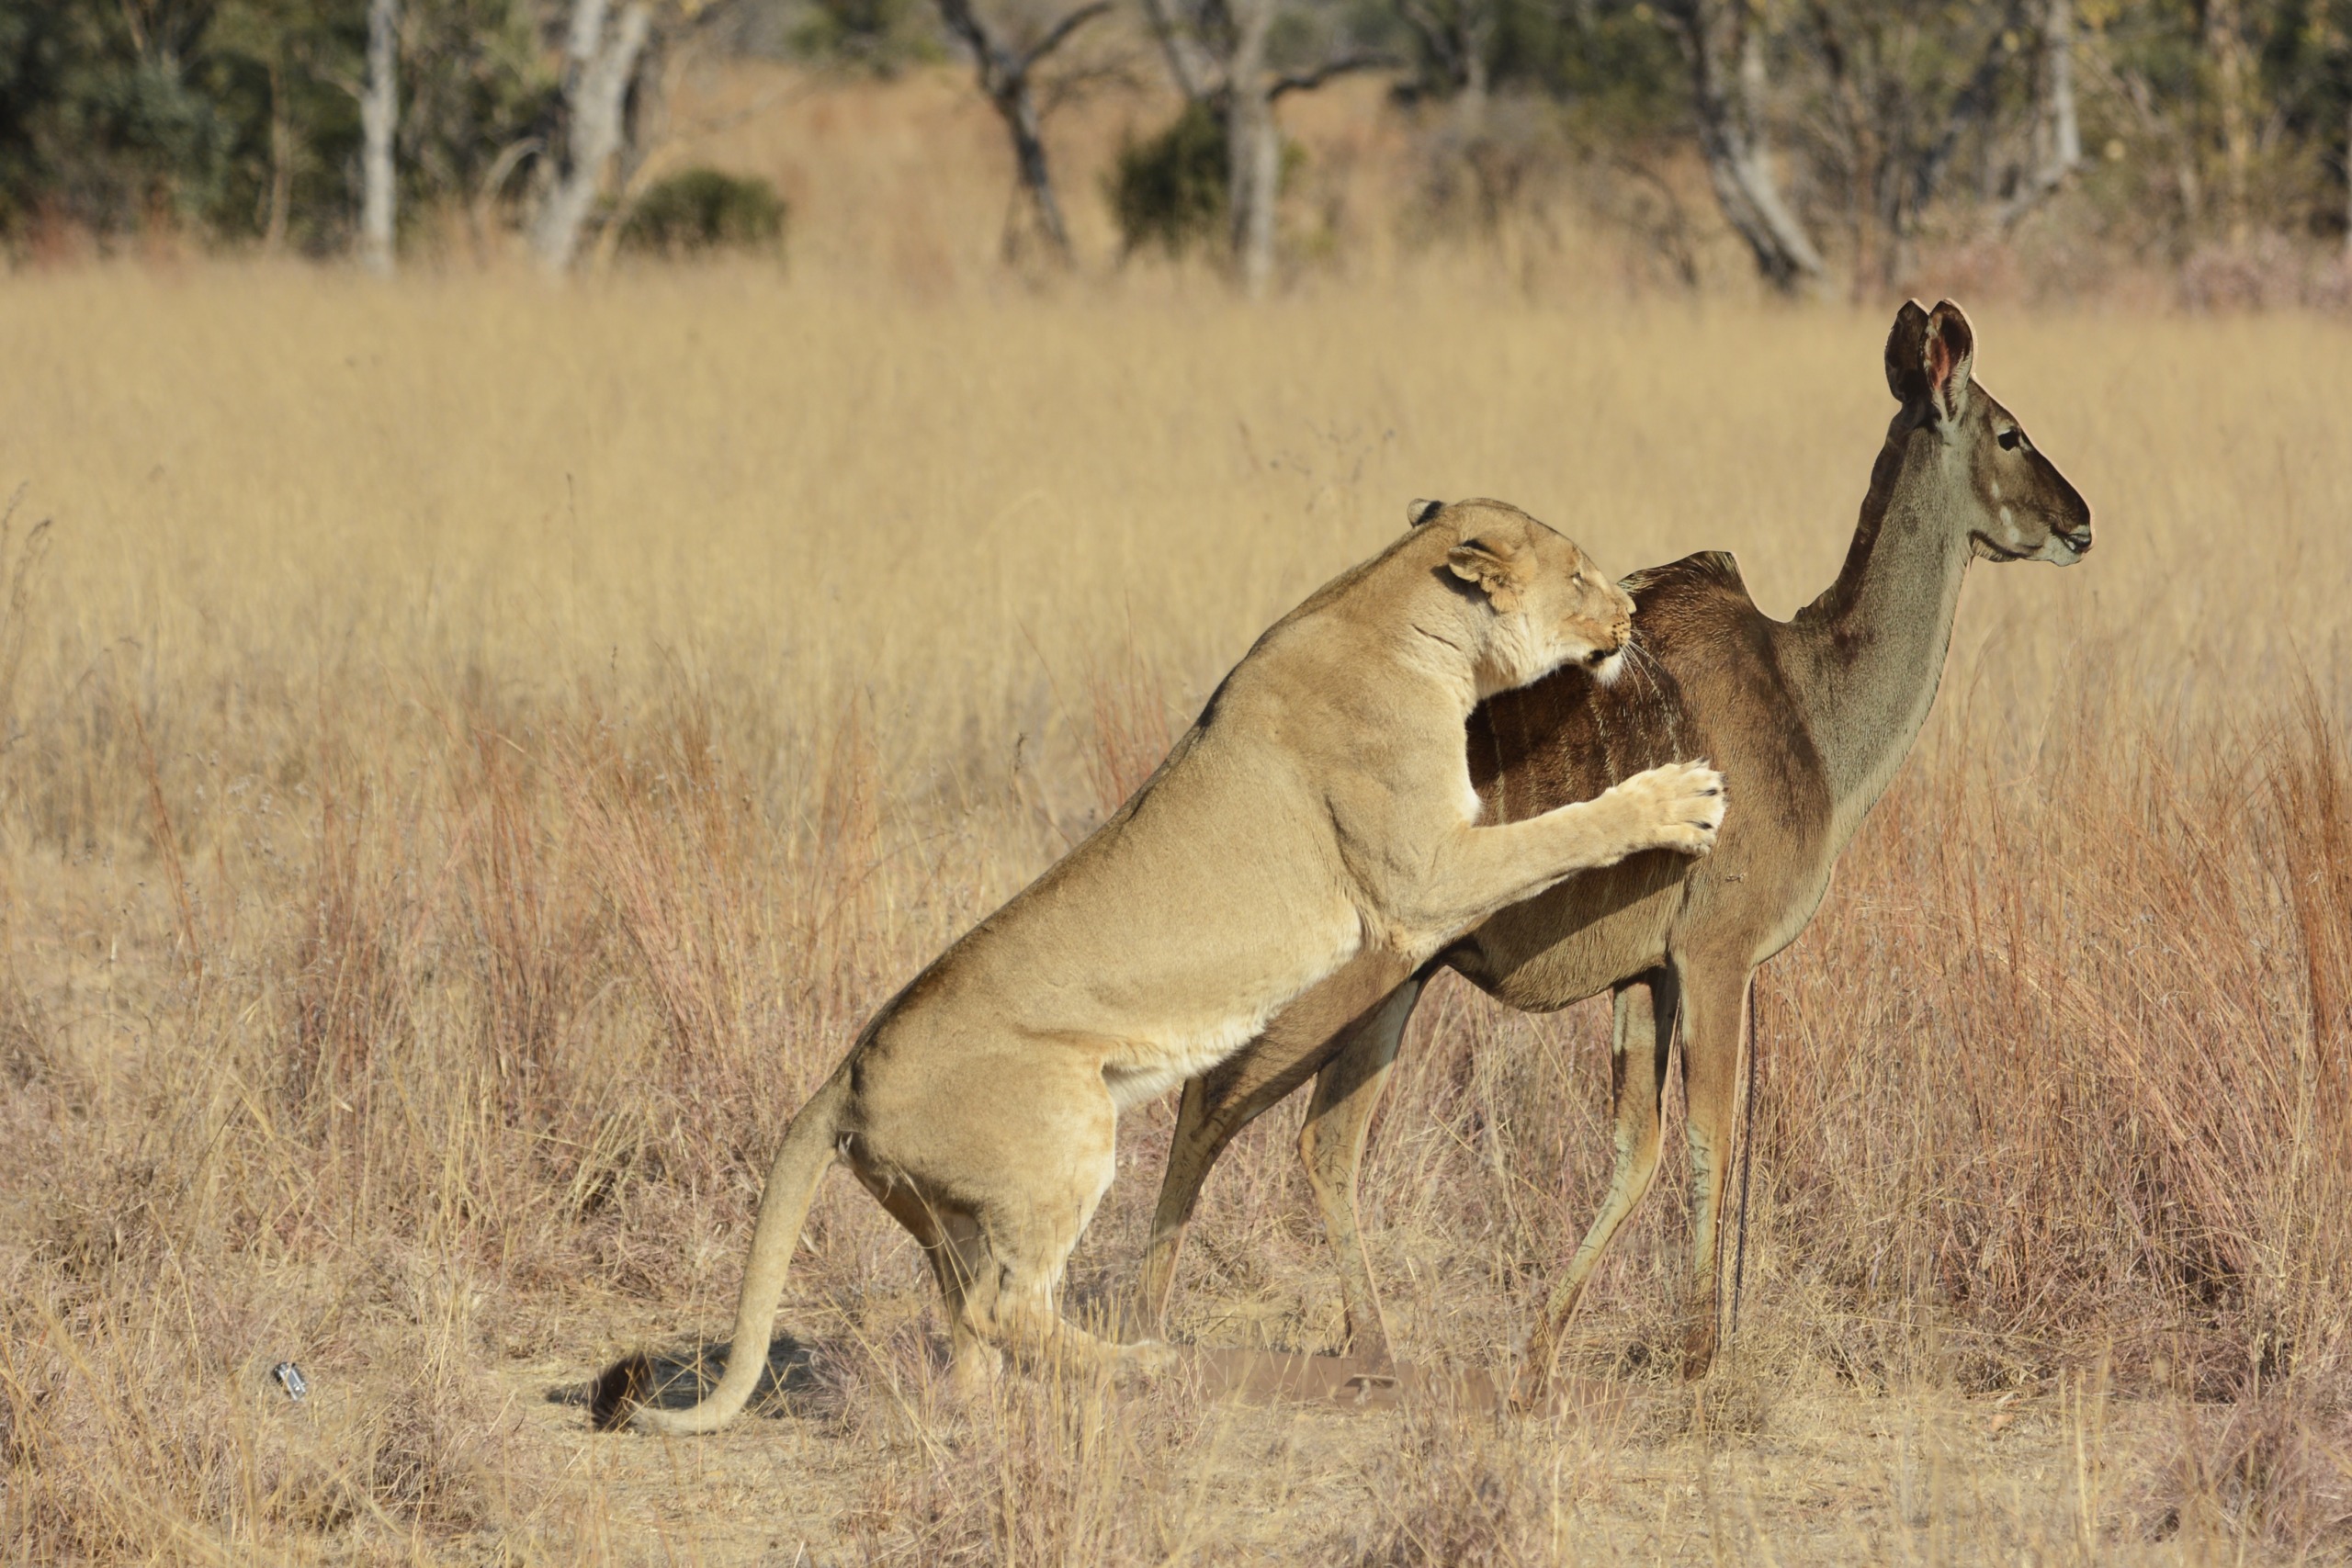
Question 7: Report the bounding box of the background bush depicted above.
[617,167,788,257]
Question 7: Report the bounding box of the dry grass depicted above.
[0,254,2348,1564]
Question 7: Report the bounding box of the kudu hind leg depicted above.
[1521,968,1677,1400]
[1296,976,1425,1368]
[1673,956,1753,1381]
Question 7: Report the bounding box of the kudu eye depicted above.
[1996,428,2021,452]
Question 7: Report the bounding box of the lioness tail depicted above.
[616,1070,850,1436]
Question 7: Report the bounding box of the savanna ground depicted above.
[6,73,2352,1563]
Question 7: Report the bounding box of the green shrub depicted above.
[617,168,786,258]
[786,0,943,75]
[1108,102,1228,257]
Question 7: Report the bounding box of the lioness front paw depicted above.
[1615,760,1724,855]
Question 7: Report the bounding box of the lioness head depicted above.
[1410,497,1635,694]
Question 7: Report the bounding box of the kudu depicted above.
[1131,299,2094,1393]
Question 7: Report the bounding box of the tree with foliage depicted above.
[1133,0,1396,293]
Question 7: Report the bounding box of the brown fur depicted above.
[1132,300,2094,1396]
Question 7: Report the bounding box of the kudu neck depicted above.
[1792,419,1974,837]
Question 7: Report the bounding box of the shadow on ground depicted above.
[566,1332,1614,1430]
[563,1335,823,1429]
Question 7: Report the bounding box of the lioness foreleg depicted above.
[1398,761,1723,940]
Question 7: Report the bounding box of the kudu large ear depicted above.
[1445,531,1531,613]
[1883,300,1931,403]
[1920,299,1974,422]
[1885,299,1975,423]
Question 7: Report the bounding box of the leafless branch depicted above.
[933,0,1114,260]
[1021,0,1112,73]
[1136,0,1212,100]
[1269,49,1400,100]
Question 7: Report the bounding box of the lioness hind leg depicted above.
[924,1210,1008,1397]
[860,1168,1004,1397]
[988,1275,1175,1382]
[938,1062,1170,1382]
[936,1223,1007,1398]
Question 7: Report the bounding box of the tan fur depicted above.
[1131,302,2095,1398]
[605,500,1726,1435]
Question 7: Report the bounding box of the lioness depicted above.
[603,500,1725,1436]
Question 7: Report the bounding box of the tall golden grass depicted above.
[1,259,2348,1562]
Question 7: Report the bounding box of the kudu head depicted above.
[1885,299,2092,566]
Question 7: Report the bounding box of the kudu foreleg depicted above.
[1131,951,1416,1341]
[1295,976,1426,1369]
[1132,1063,1309,1340]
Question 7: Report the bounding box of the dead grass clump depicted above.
[1328,1401,1544,1567]
[2147,1384,2352,1552]
[1735,685,2352,1399]
[1699,1371,1774,1438]
[2,1247,534,1556]
[345,1352,523,1532]
[0,955,65,1096]
[851,1358,1203,1566]
[1080,639,1176,826]
[40,1149,170,1283]
[0,489,48,744]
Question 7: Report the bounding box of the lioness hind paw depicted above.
[1115,1339,1183,1382]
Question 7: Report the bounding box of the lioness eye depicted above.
[1996,428,2021,451]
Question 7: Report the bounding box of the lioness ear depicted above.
[1408,499,1445,526]
[1445,535,1529,613]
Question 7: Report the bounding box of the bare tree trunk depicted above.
[933,0,1109,263]
[1998,0,2081,229]
[1396,0,1496,105]
[1139,0,1390,293]
[1227,0,1279,298]
[1137,0,1207,100]
[1668,0,1824,295]
[531,0,654,275]
[2042,0,2081,176]
[1006,91,1071,255]
[2206,0,2253,243]
[265,57,293,254]
[359,0,398,276]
